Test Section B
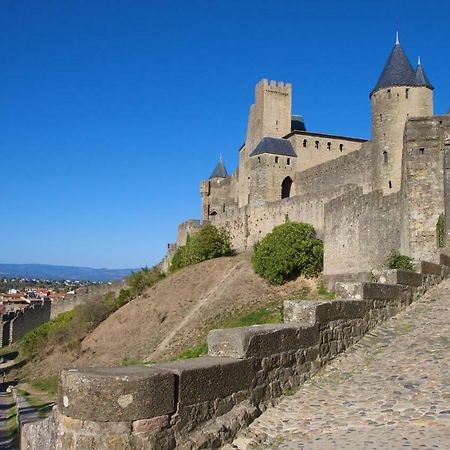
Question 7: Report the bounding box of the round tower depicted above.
[370,34,433,192]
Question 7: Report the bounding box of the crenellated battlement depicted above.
[258,78,292,95]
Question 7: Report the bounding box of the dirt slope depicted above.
[78,254,314,366]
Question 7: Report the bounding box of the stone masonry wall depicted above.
[21,259,450,450]
[323,188,402,288]
[400,116,450,263]
[287,131,365,172]
[8,300,51,344]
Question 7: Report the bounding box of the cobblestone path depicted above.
[228,279,450,449]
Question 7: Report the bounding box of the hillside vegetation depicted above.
[17,254,326,385]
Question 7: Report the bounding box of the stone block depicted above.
[335,282,407,300]
[132,415,169,433]
[157,357,253,406]
[284,299,367,324]
[418,260,442,275]
[58,366,175,422]
[207,323,319,359]
[440,253,450,267]
[376,269,424,287]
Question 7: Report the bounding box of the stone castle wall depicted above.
[0,300,52,346]
[287,131,365,172]
[323,188,402,288]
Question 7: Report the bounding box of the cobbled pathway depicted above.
[227,279,450,449]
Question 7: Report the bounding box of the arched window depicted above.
[315,140,319,149]
[281,176,293,199]
[303,139,307,147]
[327,142,331,150]
[287,158,290,165]
[339,144,344,152]
[383,151,388,163]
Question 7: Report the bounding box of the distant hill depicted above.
[0,263,137,282]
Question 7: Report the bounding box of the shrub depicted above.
[170,224,232,271]
[252,221,323,285]
[387,250,415,272]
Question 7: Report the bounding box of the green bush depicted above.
[252,221,323,285]
[170,224,232,272]
[387,250,415,272]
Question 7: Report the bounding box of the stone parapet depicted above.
[21,258,450,450]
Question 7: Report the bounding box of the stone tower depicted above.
[238,79,292,207]
[370,34,434,192]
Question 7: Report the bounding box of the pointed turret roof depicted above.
[210,157,228,179]
[415,58,434,90]
[371,34,416,97]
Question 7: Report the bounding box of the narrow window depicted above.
[275,156,279,163]
[327,142,331,150]
[222,204,226,212]
[315,140,319,149]
[276,120,279,125]
[405,88,409,99]
[388,181,392,189]
[380,114,383,122]
[419,148,425,155]
[287,158,290,165]
[383,151,388,163]
[339,144,343,152]
[387,89,391,99]
[303,139,307,148]
[258,156,261,163]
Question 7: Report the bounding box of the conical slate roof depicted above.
[210,158,228,179]
[371,42,416,97]
[415,61,434,90]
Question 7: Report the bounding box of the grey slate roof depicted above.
[415,63,434,90]
[250,137,297,157]
[371,43,416,96]
[210,159,228,178]
[291,115,306,132]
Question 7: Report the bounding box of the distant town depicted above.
[0,278,97,315]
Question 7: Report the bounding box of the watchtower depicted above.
[370,33,434,192]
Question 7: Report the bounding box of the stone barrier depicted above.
[20,260,450,450]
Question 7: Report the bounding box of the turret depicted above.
[370,33,434,192]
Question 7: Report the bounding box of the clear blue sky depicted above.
[1,0,449,269]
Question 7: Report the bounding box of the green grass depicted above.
[178,342,209,359]
[318,279,335,300]
[120,358,147,366]
[29,376,58,396]
[17,388,54,418]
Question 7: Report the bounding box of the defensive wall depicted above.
[21,257,450,449]
[0,300,51,347]
[0,283,123,347]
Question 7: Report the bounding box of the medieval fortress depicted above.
[22,37,450,449]
[166,36,450,286]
